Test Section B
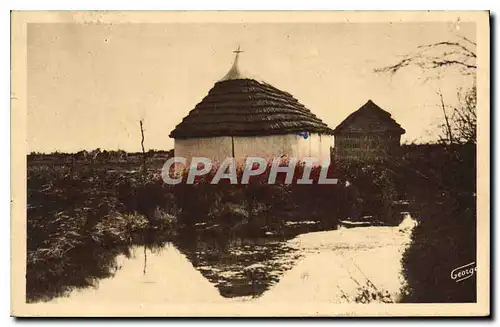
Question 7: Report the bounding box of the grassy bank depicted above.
[27,163,176,302]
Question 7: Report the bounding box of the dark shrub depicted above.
[399,143,476,302]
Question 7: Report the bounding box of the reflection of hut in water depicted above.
[333,100,405,160]
[169,47,334,166]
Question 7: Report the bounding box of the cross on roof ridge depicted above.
[233,45,243,54]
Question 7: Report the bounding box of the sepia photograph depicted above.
[10,11,490,317]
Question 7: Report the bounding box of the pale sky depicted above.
[27,22,476,153]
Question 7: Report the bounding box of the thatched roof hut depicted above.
[333,100,405,135]
[170,49,333,166]
[170,49,333,139]
[170,79,334,139]
[333,100,405,160]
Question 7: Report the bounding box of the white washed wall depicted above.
[174,133,332,167]
[294,133,332,165]
[233,135,295,162]
[174,136,233,166]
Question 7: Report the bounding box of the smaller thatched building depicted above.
[333,100,405,160]
[170,50,334,166]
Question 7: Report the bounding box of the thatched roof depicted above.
[333,100,405,135]
[170,78,334,139]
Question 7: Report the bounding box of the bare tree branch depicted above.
[375,36,477,145]
[437,90,454,145]
[374,38,477,75]
[452,85,477,144]
[457,35,477,47]
[417,41,476,58]
[428,59,477,70]
[140,119,146,177]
